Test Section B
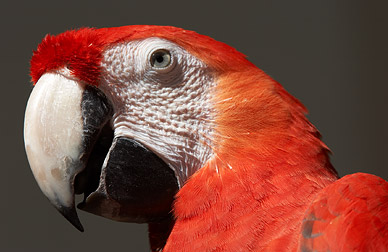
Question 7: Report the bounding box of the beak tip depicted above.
[57,205,84,232]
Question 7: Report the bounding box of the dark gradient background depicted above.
[2,1,387,251]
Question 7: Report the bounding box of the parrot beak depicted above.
[24,72,178,231]
[24,73,113,232]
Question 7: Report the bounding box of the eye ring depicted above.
[150,49,172,69]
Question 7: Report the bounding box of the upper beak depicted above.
[24,73,112,231]
[24,72,179,231]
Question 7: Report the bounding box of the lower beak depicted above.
[24,72,178,231]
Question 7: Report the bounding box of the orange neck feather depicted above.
[164,68,338,251]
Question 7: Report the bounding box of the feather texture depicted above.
[164,68,339,251]
[29,25,388,251]
[299,173,388,252]
[30,25,250,86]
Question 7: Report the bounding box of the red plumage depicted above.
[30,28,104,86]
[165,67,340,251]
[300,173,388,252]
[30,25,249,85]
[29,25,388,252]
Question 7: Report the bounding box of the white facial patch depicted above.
[99,38,215,186]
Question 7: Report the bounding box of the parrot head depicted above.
[25,25,328,233]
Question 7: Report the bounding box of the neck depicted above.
[163,69,338,251]
[162,69,339,251]
[164,141,337,251]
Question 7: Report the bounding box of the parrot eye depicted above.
[150,49,172,69]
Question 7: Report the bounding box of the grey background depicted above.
[2,0,387,251]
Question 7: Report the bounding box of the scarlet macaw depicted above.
[24,25,388,251]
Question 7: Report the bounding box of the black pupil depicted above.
[155,53,164,63]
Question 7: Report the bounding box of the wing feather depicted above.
[299,173,388,252]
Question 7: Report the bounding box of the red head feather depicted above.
[30,25,253,86]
